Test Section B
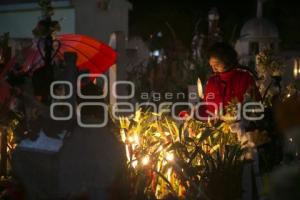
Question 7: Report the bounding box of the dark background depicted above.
[128,0,300,50]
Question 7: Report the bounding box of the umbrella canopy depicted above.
[56,34,117,74]
[3,34,117,76]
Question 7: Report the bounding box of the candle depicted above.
[197,78,204,99]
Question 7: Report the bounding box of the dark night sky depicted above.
[128,0,300,50]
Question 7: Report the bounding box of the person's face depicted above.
[209,57,226,73]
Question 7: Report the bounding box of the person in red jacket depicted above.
[198,42,260,120]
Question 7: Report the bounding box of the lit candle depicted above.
[166,152,174,161]
[120,129,126,143]
[125,145,130,161]
[197,78,204,99]
[128,136,134,143]
[294,60,299,78]
[142,156,150,166]
[131,160,138,168]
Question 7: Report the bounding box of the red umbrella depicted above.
[2,34,117,77]
[57,34,116,74]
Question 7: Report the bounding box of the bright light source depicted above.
[125,145,130,161]
[154,132,161,137]
[120,129,126,143]
[166,152,174,161]
[294,60,299,78]
[153,50,160,57]
[133,134,139,145]
[157,145,163,152]
[164,132,170,136]
[128,136,134,143]
[132,160,138,168]
[142,156,150,166]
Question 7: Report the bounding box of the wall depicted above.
[0,1,75,38]
[72,0,132,44]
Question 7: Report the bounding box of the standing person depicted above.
[198,42,260,120]
[198,42,263,200]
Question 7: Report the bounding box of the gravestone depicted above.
[12,125,126,200]
[12,51,126,200]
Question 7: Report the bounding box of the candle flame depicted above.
[142,156,150,166]
[166,152,174,161]
[131,160,138,168]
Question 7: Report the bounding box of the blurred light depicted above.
[164,132,170,136]
[120,129,126,143]
[153,50,160,57]
[166,152,174,161]
[128,136,134,143]
[132,160,138,168]
[294,60,299,78]
[157,145,163,152]
[125,145,130,161]
[142,156,150,166]
[157,56,163,63]
[133,134,139,145]
[154,132,161,137]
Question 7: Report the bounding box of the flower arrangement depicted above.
[256,48,284,77]
[115,110,247,200]
[256,48,285,106]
